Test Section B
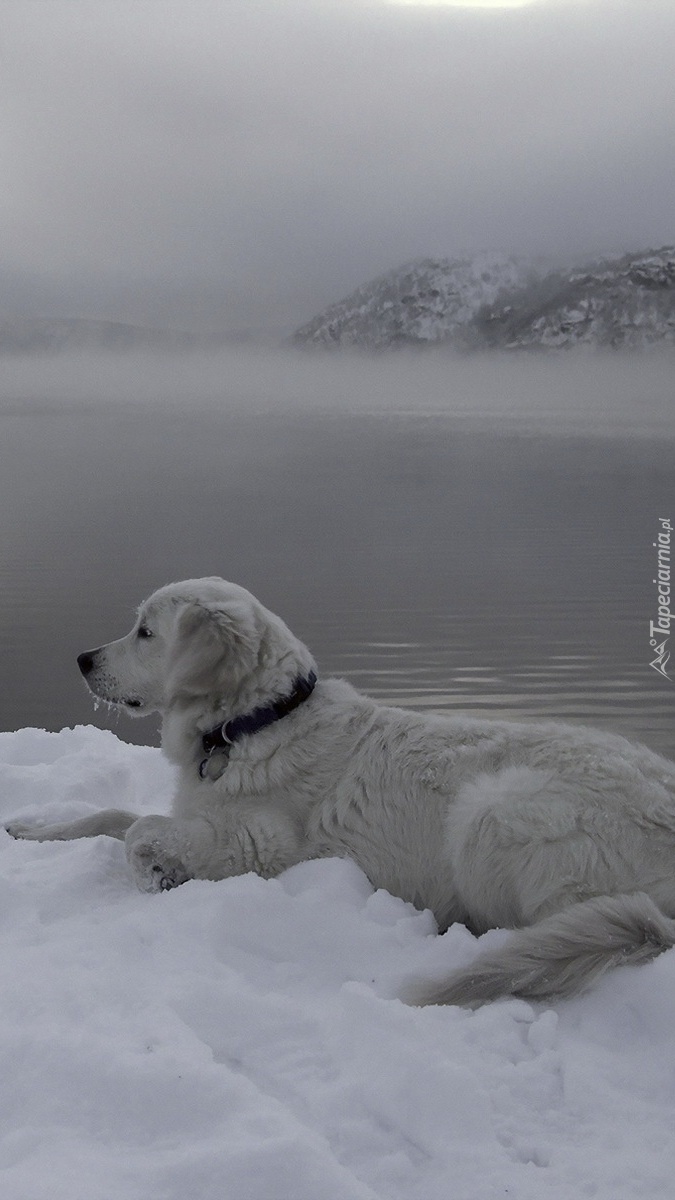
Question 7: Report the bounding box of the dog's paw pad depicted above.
[149,863,185,891]
[128,845,189,893]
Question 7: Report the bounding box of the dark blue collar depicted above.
[199,671,317,780]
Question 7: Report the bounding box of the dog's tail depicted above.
[408,892,675,1007]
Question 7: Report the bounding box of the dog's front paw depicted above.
[5,820,47,841]
[125,816,191,893]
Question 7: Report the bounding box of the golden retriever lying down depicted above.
[8,577,675,1006]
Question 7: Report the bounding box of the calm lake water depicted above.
[1,351,673,756]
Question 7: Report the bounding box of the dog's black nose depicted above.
[77,651,95,676]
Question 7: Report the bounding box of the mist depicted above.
[1,346,674,440]
[2,0,674,334]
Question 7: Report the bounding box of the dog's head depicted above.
[77,578,317,722]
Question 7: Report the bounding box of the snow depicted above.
[293,246,675,352]
[3,725,675,1199]
[293,252,538,349]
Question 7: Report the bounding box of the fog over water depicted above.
[3,0,674,333]
[2,346,675,432]
[1,348,673,753]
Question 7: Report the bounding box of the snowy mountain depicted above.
[292,252,540,350]
[0,317,199,355]
[475,247,675,350]
[0,318,277,355]
[292,247,675,351]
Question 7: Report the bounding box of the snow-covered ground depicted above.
[3,724,675,1199]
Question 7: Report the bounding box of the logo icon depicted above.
[649,636,671,680]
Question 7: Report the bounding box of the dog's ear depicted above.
[165,600,259,704]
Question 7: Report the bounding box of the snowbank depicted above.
[2,725,675,1199]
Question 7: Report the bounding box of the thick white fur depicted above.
[8,577,675,1005]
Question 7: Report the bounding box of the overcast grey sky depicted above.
[1,0,674,333]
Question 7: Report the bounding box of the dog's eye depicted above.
[137,626,153,639]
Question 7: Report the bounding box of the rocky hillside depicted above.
[474,248,675,350]
[292,247,675,351]
[292,252,540,350]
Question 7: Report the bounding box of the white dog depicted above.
[8,577,675,1006]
